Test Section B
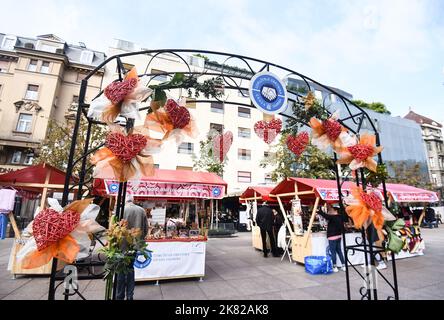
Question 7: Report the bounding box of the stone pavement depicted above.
[1,228,444,300]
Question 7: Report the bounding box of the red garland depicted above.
[323,119,342,141]
[33,209,80,251]
[348,144,374,162]
[104,78,138,105]
[360,192,383,212]
[254,119,282,144]
[287,132,310,156]
[165,99,191,129]
[106,132,148,162]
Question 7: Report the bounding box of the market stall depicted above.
[0,164,77,276]
[93,169,227,282]
[239,186,275,250]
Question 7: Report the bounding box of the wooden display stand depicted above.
[252,226,271,251]
[291,234,313,264]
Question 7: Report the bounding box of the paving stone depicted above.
[280,289,320,300]
[198,280,239,299]
[160,283,208,300]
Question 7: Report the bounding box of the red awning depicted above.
[240,186,275,202]
[0,163,76,192]
[384,183,439,203]
[93,169,228,200]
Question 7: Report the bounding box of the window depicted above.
[265,174,273,184]
[72,95,79,104]
[154,164,160,169]
[1,36,16,50]
[41,61,50,73]
[427,142,433,152]
[80,50,94,64]
[178,142,194,154]
[27,59,38,72]
[238,149,251,160]
[211,103,224,114]
[437,143,443,153]
[151,69,168,82]
[0,84,3,99]
[238,127,251,138]
[210,123,223,134]
[11,151,22,164]
[439,157,444,169]
[176,166,193,171]
[432,174,438,185]
[24,84,39,100]
[430,157,435,168]
[238,107,251,118]
[77,73,87,82]
[186,98,196,109]
[238,171,252,183]
[39,44,57,53]
[0,60,9,73]
[24,154,34,165]
[16,114,33,132]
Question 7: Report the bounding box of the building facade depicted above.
[0,33,105,173]
[404,110,444,192]
[104,40,278,195]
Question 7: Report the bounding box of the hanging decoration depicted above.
[309,112,351,152]
[304,91,316,110]
[345,187,395,230]
[254,118,282,144]
[337,133,383,172]
[91,125,161,182]
[286,132,310,156]
[212,131,233,163]
[88,67,152,123]
[16,198,104,269]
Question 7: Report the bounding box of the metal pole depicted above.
[76,120,93,200]
[48,79,88,300]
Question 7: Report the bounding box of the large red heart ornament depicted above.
[212,131,233,163]
[323,119,342,142]
[254,119,282,144]
[286,132,310,156]
[106,132,148,162]
[104,78,138,105]
[347,144,374,162]
[165,99,191,129]
[33,209,81,251]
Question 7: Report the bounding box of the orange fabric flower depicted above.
[309,114,348,152]
[337,133,383,172]
[345,187,384,230]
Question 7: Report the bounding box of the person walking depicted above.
[318,203,346,272]
[256,203,279,258]
[116,195,148,300]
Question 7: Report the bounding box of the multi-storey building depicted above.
[0,33,105,173]
[404,110,444,196]
[104,40,278,195]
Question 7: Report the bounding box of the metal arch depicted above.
[49,48,397,301]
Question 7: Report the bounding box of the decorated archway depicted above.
[21,49,399,300]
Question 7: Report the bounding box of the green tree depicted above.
[34,117,107,180]
[352,99,391,115]
[387,161,432,189]
[260,134,335,182]
[192,133,227,177]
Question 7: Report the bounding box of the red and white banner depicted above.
[104,180,225,199]
[390,192,439,203]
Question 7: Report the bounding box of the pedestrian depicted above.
[256,202,279,258]
[116,195,148,300]
[272,208,284,255]
[318,203,346,272]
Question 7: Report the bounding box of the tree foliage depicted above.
[260,134,335,182]
[34,117,107,180]
[352,100,391,115]
[387,161,432,189]
[192,133,227,177]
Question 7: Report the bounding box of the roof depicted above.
[0,163,76,191]
[404,110,442,128]
[240,186,275,201]
[383,183,439,203]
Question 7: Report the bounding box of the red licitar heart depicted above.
[348,144,374,162]
[106,132,148,162]
[212,131,233,162]
[165,99,191,129]
[104,78,138,105]
[286,132,310,156]
[33,209,80,251]
[323,119,342,141]
[254,119,282,144]
[361,192,383,212]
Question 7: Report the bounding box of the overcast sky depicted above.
[1,0,443,122]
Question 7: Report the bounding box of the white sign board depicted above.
[135,241,206,281]
[151,208,166,226]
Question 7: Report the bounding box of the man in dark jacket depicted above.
[256,203,279,258]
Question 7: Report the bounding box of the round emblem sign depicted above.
[249,71,288,115]
[212,187,222,198]
[134,250,153,269]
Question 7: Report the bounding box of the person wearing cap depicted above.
[318,203,346,273]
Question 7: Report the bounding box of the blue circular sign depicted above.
[109,183,119,193]
[134,250,152,269]
[212,187,222,197]
[249,71,288,115]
